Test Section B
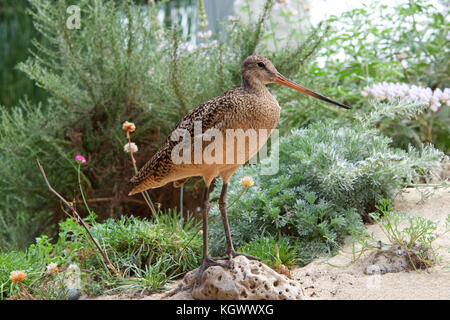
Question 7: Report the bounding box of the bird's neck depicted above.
[241,75,270,96]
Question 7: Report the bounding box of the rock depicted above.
[62,264,81,300]
[364,248,417,275]
[364,264,383,275]
[66,288,82,300]
[272,264,292,279]
[163,256,303,300]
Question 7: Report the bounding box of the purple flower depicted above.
[75,155,86,164]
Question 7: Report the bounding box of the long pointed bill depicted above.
[274,73,351,109]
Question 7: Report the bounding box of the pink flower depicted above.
[75,155,86,164]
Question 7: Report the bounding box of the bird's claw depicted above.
[195,256,231,286]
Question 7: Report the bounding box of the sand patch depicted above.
[291,187,449,300]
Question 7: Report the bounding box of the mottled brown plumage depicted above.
[128,54,350,283]
[129,55,281,194]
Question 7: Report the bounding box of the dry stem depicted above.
[19,281,34,300]
[37,159,120,276]
[126,130,158,220]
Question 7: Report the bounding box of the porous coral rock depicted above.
[164,255,303,300]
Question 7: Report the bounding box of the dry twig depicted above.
[36,159,120,276]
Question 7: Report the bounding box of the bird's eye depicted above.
[257,62,265,68]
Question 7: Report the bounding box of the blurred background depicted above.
[1,0,447,108]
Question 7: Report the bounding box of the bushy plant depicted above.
[0,211,201,299]
[349,199,447,270]
[0,0,331,249]
[237,234,302,268]
[0,101,75,250]
[209,101,446,263]
[291,0,450,152]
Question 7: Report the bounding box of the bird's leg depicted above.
[218,183,261,262]
[195,185,230,285]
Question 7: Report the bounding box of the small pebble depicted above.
[66,288,81,300]
[364,265,381,275]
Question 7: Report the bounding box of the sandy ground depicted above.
[292,187,449,300]
[83,187,449,300]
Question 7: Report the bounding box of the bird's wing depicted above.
[129,88,244,186]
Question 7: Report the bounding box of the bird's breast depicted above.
[243,95,281,131]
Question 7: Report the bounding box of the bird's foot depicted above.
[195,256,231,286]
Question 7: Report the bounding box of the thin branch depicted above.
[36,159,120,276]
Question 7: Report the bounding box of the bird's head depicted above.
[241,54,351,109]
[241,55,278,85]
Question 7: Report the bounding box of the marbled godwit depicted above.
[129,54,350,281]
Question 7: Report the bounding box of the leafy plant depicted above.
[0,0,330,249]
[0,101,74,250]
[209,100,445,263]
[0,211,202,299]
[237,234,299,268]
[375,200,437,250]
[306,0,450,152]
[347,199,447,270]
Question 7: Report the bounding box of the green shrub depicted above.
[209,101,445,262]
[299,0,450,152]
[349,199,447,270]
[1,0,330,249]
[0,101,75,250]
[0,211,201,299]
[237,234,301,268]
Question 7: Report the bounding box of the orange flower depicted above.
[122,121,136,132]
[240,176,255,187]
[10,270,27,283]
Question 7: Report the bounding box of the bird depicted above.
[128,54,350,282]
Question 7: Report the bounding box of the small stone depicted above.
[273,264,292,279]
[379,264,392,273]
[364,265,381,275]
[66,288,81,300]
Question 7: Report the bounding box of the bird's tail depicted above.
[128,173,159,196]
[128,180,154,196]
